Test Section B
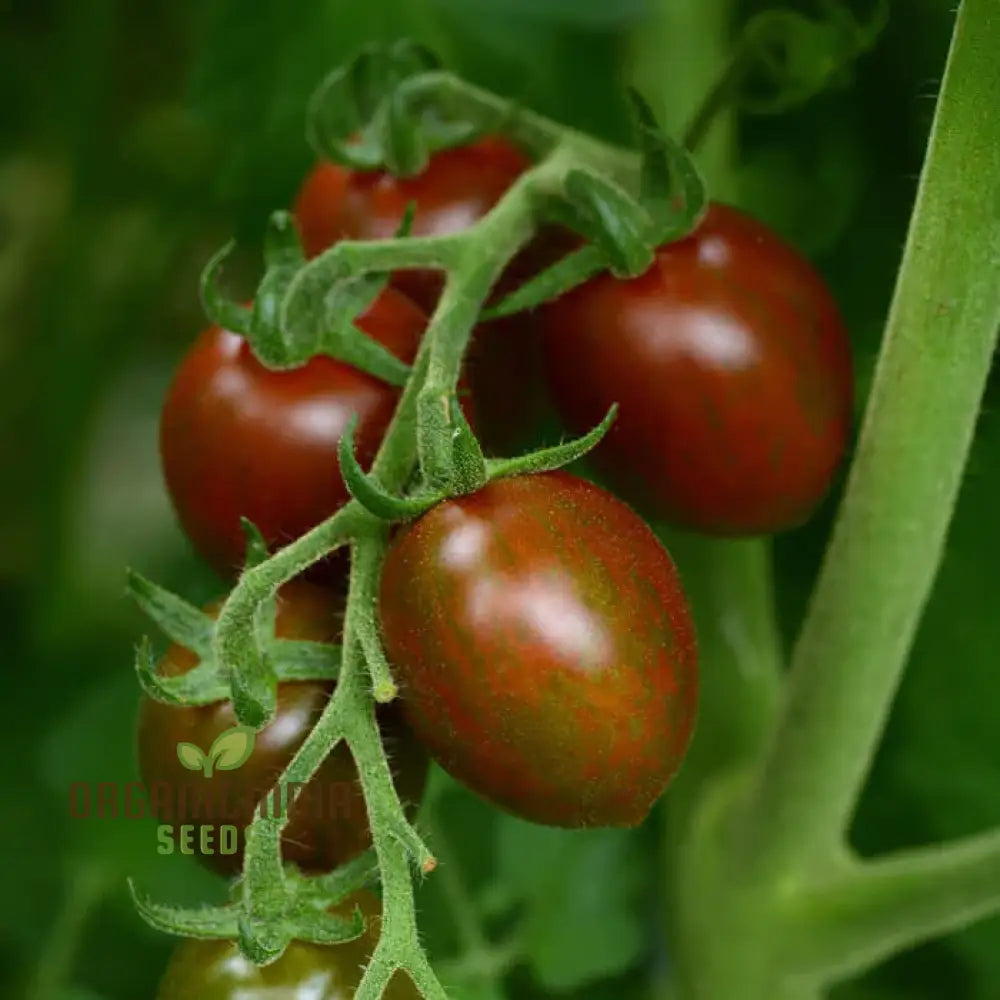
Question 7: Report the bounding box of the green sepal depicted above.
[481,244,605,320]
[448,392,488,495]
[296,849,380,906]
[286,904,366,945]
[135,636,341,707]
[306,41,440,172]
[281,252,411,387]
[563,168,654,278]
[241,518,270,570]
[237,912,290,965]
[199,240,252,334]
[126,569,214,656]
[339,415,441,521]
[487,405,618,480]
[626,89,707,240]
[377,87,429,177]
[129,880,239,939]
[228,646,277,730]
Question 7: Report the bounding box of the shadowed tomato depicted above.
[294,137,556,454]
[378,471,698,828]
[156,891,418,999]
[542,202,853,535]
[136,582,428,877]
[159,286,426,578]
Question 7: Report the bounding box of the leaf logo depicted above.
[176,725,256,778]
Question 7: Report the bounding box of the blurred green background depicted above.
[3,1,997,998]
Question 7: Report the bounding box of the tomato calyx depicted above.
[128,570,341,709]
[131,850,377,958]
[200,211,413,388]
[484,90,707,321]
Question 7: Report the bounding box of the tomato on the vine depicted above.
[294,136,530,309]
[294,136,558,453]
[542,202,854,535]
[156,891,418,999]
[136,581,428,877]
[159,286,426,578]
[378,471,697,828]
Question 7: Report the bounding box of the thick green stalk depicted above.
[741,0,1000,878]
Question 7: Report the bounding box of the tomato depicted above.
[159,286,426,578]
[136,581,428,877]
[378,471,697,828]
[542,202,854,535]
[294,137,530,309]
[156,891,418,999]
[294,137,554,454]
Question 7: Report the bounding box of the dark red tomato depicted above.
[294,137,530,309]
[294,137,553,454]
[378,471,697,828]
[160,286,426,578]
[543,202,853,535]
[157,891,418,999]
[137,582,428,877]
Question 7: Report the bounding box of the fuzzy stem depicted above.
[740,0,1000,878]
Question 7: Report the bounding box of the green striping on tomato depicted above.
[378,471,698,828]
[542,202,854,536]
[136,582,428,878]
[156,891,419,999]
[159,286,426,579]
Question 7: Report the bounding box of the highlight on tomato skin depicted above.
[136,582,429,879]
[378,470,698,829]
[541,202,854,537]
[155,891,419,1000]
[158,285,427,580]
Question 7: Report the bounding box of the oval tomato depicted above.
[542,202,854,535]
[294,137,554,454]
[159,286,426,578]
[378,471,697,828]
[136,581,428,877]
[156,891,418,999]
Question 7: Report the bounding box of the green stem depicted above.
[741,0,1000,878]
[790,831,1000,983]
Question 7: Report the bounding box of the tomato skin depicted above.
[156,891,418,999]
[294,138,555,453]
[294,137,530,309]
[159,287,426,578]
[542,202,854,535]
[136,582,428,877]
[378,472,697,828]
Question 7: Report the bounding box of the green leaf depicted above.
[199,240,252,334]
[176,742,207,772]
[208,725,256,772]
[494,817,645,991]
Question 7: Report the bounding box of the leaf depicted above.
[494,816,646,991]
[208,725,256,772]
[176,742,207,773]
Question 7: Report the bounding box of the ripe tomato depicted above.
[294,137,530,309]
[136,581,428,877]
[294,137,554,453]
[159,286,426,578]
[156,891,418,999]
[542,203,854,535]
[378,471,697,828]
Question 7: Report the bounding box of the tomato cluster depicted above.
[150,131,852,991]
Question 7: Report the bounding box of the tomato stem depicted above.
[740,0,1000,881]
